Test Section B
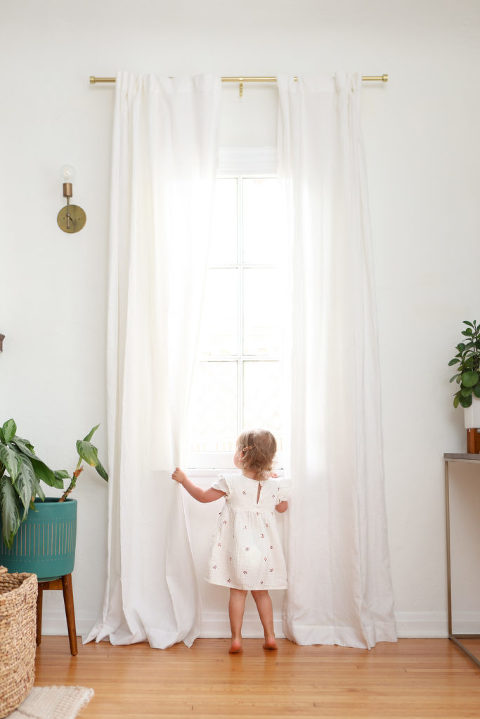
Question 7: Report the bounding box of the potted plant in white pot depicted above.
[448,320,480,451]
[0,419,108,580]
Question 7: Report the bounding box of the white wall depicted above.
[1,0,479,640]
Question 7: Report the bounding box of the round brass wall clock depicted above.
[57,204,87,233]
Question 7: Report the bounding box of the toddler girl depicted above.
[172,428,289,653]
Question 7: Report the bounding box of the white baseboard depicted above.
[199,611,285,638]
[395,611,480,638]
[394,612,448,638]
[444,611,480,635]
[40,611,285,639]
[199,611,462,640]
[41,611,95,637]
[42,610,465,641]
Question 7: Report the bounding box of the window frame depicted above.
[187,147,284,472]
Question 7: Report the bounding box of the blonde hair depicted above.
[237,429,277,479]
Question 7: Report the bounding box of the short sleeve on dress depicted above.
[276,480,291,503]
[210,473,229,496]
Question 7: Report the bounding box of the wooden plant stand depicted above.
[36,574,78,656]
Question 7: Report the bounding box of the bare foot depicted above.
[229,639,243,654]
[263,637,278,650]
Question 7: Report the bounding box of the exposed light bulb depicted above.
[60,165,75,183]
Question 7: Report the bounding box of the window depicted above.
[187,162,287,470]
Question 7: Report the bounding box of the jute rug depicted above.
[7,686,93,719]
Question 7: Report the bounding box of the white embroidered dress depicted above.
[206,472,289,591]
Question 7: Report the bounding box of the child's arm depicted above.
[172,467,226,503]
[275,501,288,513]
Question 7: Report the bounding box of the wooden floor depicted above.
[35,637,480,718]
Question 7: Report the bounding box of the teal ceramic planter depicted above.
[0,498,77,581]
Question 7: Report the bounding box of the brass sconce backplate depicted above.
[57,204,87,233]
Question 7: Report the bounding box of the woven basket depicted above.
[0,565,38,718]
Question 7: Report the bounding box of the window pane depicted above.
[209,179,238,265]
[243,361,284,451]
[243,268,283,356]
[243,178,285,265]
[189,362,237,453]
[199,269,238,356]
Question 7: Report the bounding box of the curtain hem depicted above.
[83,621,199,650]
[283,620,398,650]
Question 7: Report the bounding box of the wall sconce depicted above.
[57,165,87,233]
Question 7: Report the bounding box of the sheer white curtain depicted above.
[278,73,397,649]
[85,73,221,648]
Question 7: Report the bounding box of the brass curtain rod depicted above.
[90,74,388,84]
[90,74,388,97]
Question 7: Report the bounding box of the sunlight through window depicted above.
[188,176,287,468]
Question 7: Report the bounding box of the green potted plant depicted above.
[448,321,480,444]
[448,321,480,406]
[0,419,108,580]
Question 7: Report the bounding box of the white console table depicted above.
[444,453,480,668]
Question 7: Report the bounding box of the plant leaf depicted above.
[11,438,60,488]
[34,475,45,501]
[13,436,35,453]
[461,387,473,397]
[95,460,108,481]
[0,475,21,549]
[448,358,460,366]
[30,457,61,487]
[0,444,20,482]
[83,425,100,443]
[453,395,460,408]
[15,458,36,518]
[11,437,37,459]
[2,419,17,444]
[463,321,474,327]
[457,343,466,351]
[474,385,480,398]
[462,371,479,388]
[460,394,473,408]
[76,440,99,467]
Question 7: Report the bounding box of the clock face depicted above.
[57,204,87,233]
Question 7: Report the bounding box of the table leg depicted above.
[445,460,452,637]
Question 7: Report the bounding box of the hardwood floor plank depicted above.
[34,638,480,718]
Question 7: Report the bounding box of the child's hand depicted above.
[275,501,288,513]
[172,467,187,485]
[270,471,279,478]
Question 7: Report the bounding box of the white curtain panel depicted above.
[85,73,221,648]
[277,73,397,649]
